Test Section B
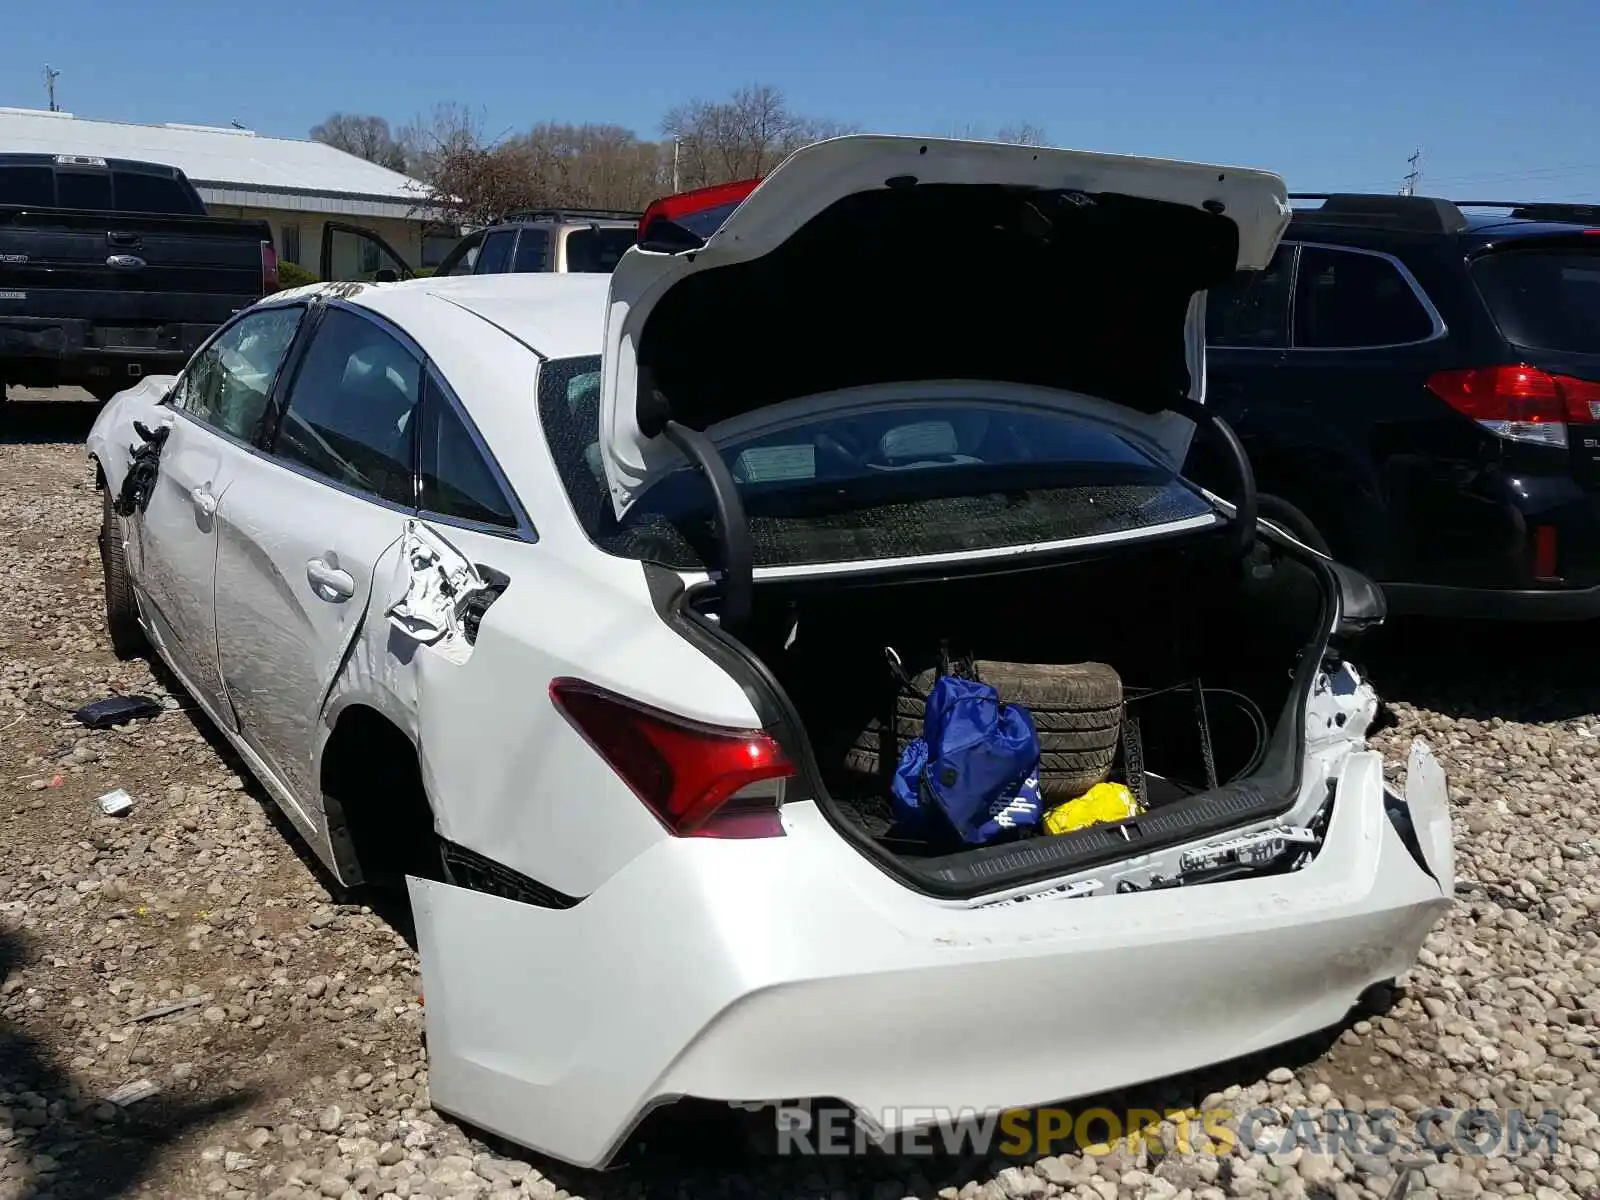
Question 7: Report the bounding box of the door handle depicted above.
[189,486,217,517]
[306,556,355,602]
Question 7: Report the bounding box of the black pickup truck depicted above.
[0,153,277,402]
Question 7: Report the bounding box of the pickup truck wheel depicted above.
[99,488,147,660]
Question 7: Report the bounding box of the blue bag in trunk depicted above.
[889,661,1044,846]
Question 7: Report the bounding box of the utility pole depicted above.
[1401,148,1422,196]
[672,138,681,192]
[43,65,60,112]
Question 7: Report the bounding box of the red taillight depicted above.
[1425,365,1600,447]
[638,177,762,245]
[261,240,280,294]
[549,677,793,837]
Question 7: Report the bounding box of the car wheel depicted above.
[844,660,1123,799]
[1257,494,1333,557]
[98,486,148,660]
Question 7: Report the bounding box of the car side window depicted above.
[511,229,550,272]
[1206,243,1294,348]
[419,370,522,530]
[268,307,421,506]
[177,306,305,441]
[1293,246,1437,349]
[475,230,515,274]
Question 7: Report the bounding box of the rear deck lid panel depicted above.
[598,134,1291,519]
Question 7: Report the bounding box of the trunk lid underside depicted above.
[599,134,1292,517]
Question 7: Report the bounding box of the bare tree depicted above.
[507,123,667,211]
[396,102,485,183]
[939,121,1051,146]
[661,85,855,190]
[309,113,409,172]
[993,122,1049,147]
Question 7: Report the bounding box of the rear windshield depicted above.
[563,227,636,273]
[1471,247,1600,355]
[537,356,1216,571]
[0,164,201,214]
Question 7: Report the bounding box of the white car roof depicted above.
[304,273,611,363]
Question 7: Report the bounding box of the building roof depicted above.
[0,107,436,221]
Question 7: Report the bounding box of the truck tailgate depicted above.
[0,208,266,303]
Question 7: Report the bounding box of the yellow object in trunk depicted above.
[1042,781,1143,836]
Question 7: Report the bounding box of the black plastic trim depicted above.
[661,419,754,634]
[1380,579,1600,622]
[440,841,583,909]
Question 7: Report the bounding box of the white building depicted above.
[0,107,458,275]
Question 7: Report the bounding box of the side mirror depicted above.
[1329,561,1386,637]
[374,268,398,283]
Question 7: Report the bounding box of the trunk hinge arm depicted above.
[1173,397,1258,558]
[659,418,754,636]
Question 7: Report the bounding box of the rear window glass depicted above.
[1471,248,1600,355]
[113,171,200,214]
[537,356,1216,571]
[563,227,635,273]
[56,170,113,211]
[0,165,55,207]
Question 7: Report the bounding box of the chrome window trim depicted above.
[234,298,542,543]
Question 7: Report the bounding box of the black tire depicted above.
[98,486,147,660]
[1256,494,1332,557]
[842,660,1122,799]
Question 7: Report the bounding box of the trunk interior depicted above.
[694,525,1334,894]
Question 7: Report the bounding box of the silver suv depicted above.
[432,208,641,276]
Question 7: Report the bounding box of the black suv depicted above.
[1199,193,1600,620]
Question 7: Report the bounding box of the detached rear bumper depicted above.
[407,745,1453,1170]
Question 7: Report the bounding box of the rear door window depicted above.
[511,229,550,272]
[475,230,515,274]
[268,308,421,506]
[1292,246,1438,348]
[1206,242,1295,348]
[1470,248,1600,355]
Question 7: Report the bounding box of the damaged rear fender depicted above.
[410,549,758,901]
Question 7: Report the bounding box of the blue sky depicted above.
[3,0,1597,200]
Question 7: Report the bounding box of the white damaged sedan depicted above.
[86,134,1455,1169]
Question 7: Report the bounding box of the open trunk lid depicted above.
[599,134,1291,519]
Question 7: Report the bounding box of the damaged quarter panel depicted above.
[410,532,759,899]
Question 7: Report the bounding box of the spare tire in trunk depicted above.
[843,660,1123,800]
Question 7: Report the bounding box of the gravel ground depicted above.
[1,393,1598,1200]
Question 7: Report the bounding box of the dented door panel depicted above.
[213,452,407,807]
